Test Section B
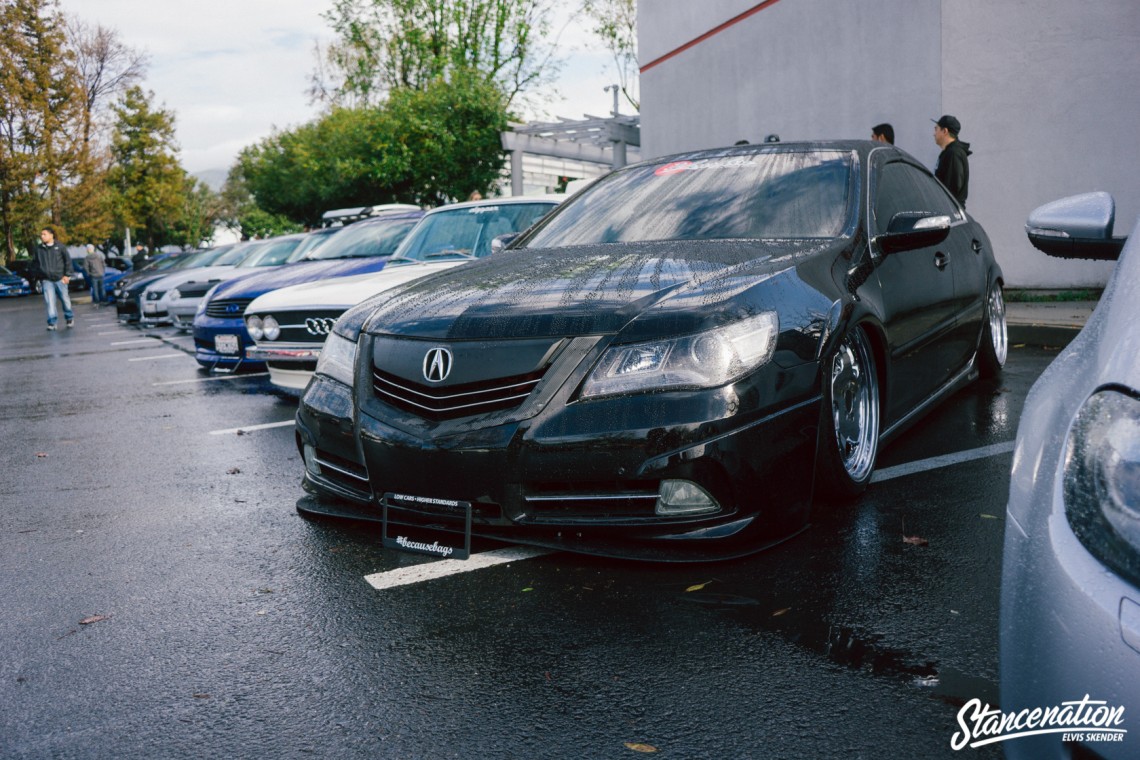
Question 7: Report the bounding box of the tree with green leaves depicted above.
[240,72,507,222]
[107,85,186,250]
[582,0,638,112]
[0,0,85,262]
[311,0,558,110]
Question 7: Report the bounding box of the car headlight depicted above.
[315,332,357,387]
[21,279,28,287]
[1064,388,1140,587]
[169,288,181,301]
[246,315,264,341]
[263,315,281,341]
[580,312,779,399]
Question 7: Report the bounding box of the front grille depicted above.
[313,447,372,499]
[373,367,546,420]
[523,482,660,522]
[206,298,254,319]
[252,310,344,343]
[178,282,218,298]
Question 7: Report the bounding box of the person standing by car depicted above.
[34,226,74,330]
[131,243,148,269]
[871,123,894,144]
[84,244,106,306]
[933,114,971,207]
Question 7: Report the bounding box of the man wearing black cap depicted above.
[932,114,971,207]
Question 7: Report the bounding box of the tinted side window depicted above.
[872,163,915,235]
[873,162,962,235]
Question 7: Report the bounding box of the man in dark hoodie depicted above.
[34,226,74,330]
[932,114,971,207]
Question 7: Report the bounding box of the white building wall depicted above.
[640,0,1140,288]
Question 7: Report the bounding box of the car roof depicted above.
[421,195,565,217]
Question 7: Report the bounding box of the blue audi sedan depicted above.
[192,209,423,372]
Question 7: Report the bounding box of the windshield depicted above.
[236,236,305,268]
[305,217,420,261]
[391,202,557,263]
[524,151,855,247]
[287,228,340,262]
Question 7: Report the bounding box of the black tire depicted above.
[815,327,880,501]
[978,282,1008,379]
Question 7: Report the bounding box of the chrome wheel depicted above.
[988,285,1008,367]
[829,330,879,484]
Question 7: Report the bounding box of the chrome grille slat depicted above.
[372,367,546,420]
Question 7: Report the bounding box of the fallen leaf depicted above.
[979,513,1000,520]
[193,693,210,699]
[772,607,791,617]
[685,581,712,592]
[226,467,241,475]
[903,535,929,546]
[35,452,48,458]
[1012,343,1026,348]
[521,587,534,592]
[544,671,552,681]
[624,743,658,753]
[234,499,247,503]
[79,615,109,625]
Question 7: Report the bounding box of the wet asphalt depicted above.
[0,294,1062,759]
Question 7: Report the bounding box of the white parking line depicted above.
[112,338,161,345]
[207,420,294,435]
[98,330,126,335]
[364,547,553,591]
[127,353,184,362]
[154,372,269,387]
[871,441,1015,483]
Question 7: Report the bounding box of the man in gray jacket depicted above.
[34,226,74,330]
[84,244,106,306]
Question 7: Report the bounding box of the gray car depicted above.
[998,192,1138,759]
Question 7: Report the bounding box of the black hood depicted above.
[359,238,843,342]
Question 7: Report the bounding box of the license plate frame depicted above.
[214,334,239,355]
[381,492,472,560]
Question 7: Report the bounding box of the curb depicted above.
[1008,323,1081,349]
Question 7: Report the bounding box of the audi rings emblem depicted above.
[305,317,336,336]
[423,347,453,383]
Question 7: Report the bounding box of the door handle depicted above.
[971,239,983,253]
[934,251,950,270]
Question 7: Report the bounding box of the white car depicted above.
[245,196,563,390]
[140,235,306,328]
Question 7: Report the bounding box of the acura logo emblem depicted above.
[423,347,453,382]
[305,317,336,335]
[225,304,241,314]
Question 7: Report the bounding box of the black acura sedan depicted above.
[296,141,1007,560]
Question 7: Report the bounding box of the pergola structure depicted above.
[500,114,640,196]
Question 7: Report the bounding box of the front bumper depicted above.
[193,315,264,371]
[297,345,822,561]
[1000,426,1140,759]
[247,343,321,390]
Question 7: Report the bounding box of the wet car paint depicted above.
[298,142,1005,559]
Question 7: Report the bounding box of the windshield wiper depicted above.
[424,250,475,259]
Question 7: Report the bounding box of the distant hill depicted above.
[193,168,228,192]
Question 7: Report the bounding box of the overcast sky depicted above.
[57,1,624,174]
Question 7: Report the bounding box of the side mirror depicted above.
[490,232,520,254]
[1025,192,1126,261]
[875,212,952,254]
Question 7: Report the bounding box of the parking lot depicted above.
[1,293,1063,758]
